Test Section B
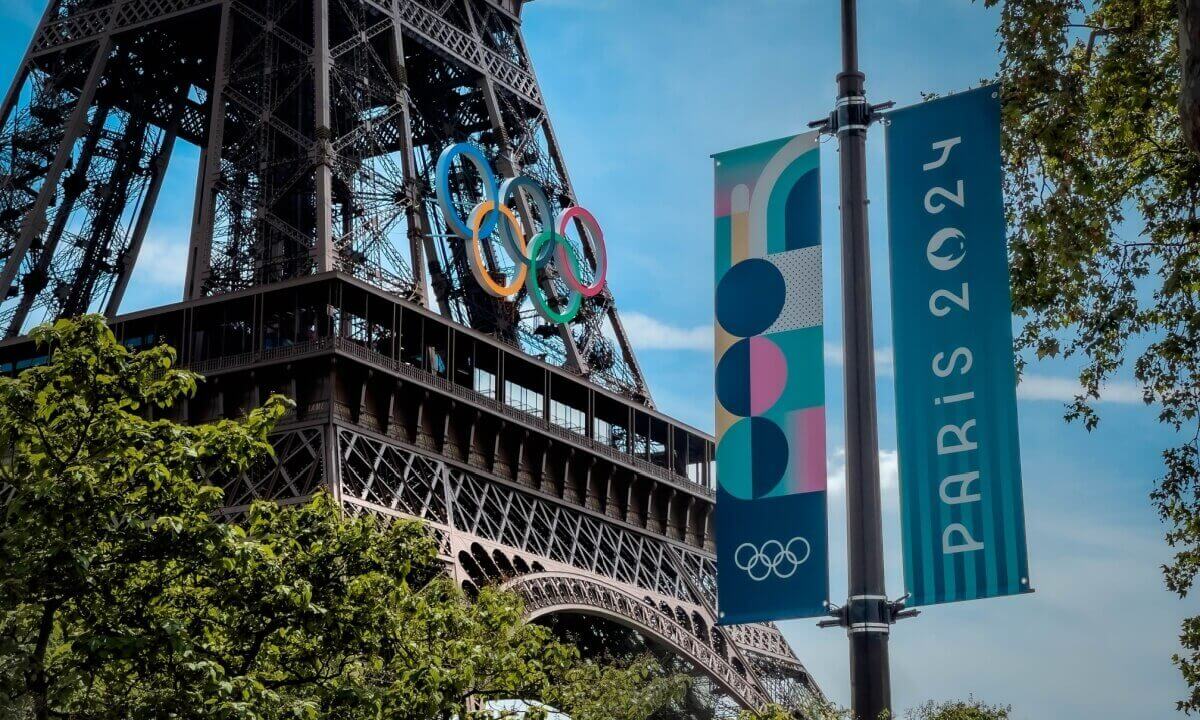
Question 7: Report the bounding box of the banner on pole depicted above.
[713,131,828,624]
[885,85,1031,607]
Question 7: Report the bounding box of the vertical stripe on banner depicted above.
[713,131,828,624]
[885,85,1032,607]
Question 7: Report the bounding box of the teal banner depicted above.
[713,132,828,624]
[885,86,1031,607]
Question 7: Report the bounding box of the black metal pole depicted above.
[836,0,892,717]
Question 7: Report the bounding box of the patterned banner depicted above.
[885,85,1032,606]
[713,132,828,624]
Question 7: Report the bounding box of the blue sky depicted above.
[0,1,1190,717]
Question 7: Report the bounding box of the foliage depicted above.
[547,656,689,720]
[738,696,849,720]
[539,613,714,720]
[978,0,1200,709]
[735,696,1010,720]
[905,697,1010,720]
[739,704,802,720]
[0,316,685,719]
[0,315,287,719]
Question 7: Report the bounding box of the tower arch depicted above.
[503,571,771,710]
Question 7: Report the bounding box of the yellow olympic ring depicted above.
[468,201,527,298]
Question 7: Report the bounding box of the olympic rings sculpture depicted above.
[734,537,811,581]
[434,143,608,325]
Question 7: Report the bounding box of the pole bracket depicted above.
[817,593,919,633]
[808,99,895,136]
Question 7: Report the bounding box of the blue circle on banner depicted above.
[716,259,785,337]
[716,417,789,500]
[715,336,788,417]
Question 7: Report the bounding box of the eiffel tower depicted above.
[0,0,821,713]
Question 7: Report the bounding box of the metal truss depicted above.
[332,424,822,712]
[0,0,651,401]
[339,425,715,603]
[0,8,197,335]
[187,0,323,295]
[219,425,327,509]
[398,0,541,106]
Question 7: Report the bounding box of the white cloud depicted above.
[131,237,189,289]
[1017,374,1145,405]
[622,312,712,351]
[824,341,895,377]
[826,446,900,496]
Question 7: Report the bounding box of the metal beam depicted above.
[0,31,115,312]
[313,0,336,273]
[5,104,112,337]
[185,0,231,299]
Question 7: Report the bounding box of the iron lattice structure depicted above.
[0,0,822,715]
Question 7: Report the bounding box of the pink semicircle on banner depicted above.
[748,336,787,415]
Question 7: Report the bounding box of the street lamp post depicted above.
[824,1,894,717]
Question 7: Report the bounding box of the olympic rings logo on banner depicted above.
[734,537,811,581]
[434,143,607,325]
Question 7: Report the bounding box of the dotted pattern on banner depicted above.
[764,246,822,333]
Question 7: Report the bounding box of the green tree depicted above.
[1178,0,1200,154]
[540,613,727,720]
[736,696,1012,720]
[739,704,801,720]
[0,315,286,719]
[737,697,850,720]
[0,316,685,719]
[905,697,1010,720]
[978,0,1200,709]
